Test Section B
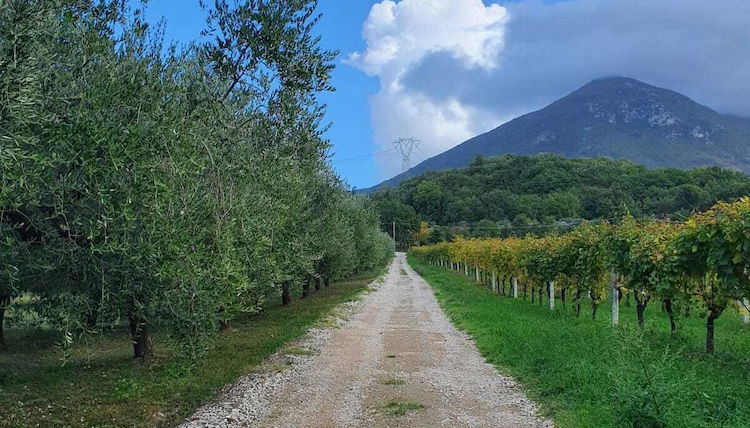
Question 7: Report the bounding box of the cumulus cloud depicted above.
[346,0,508,178]
[348,0,750,179]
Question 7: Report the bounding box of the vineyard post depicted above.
[464,261,468,276]
[610,272,619,325]
[491,270,497,293]
[476,266,480,283]
[743,298,750,324]
[512,277,518,298]
[549,281,555,310]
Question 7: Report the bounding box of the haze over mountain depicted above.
[365,77,750,192]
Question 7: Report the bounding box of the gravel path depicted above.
[181,253,553,428]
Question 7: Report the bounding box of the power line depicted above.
[332,149,397,164]
[415,145,430,162]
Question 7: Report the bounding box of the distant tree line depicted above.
[373,154,750,247]
[0,0,393,358]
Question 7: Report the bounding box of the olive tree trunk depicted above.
[302,276,311,298]
[0,302,6,349]
[129,316,152,358]
[281,282,291,306]
[218,306,231,332]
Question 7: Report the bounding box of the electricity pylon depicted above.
[392,137,421,173]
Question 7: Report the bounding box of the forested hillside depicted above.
[373,154,750,246]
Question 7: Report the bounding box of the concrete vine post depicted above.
[512,277,518,298]
[611,272,619,325]
[549,281,555,310]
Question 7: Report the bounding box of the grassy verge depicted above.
[408,254,750,428]
[0,268,386,427]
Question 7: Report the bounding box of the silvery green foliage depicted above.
[0,0,392,358]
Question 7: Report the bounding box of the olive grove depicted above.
[0,0,393,358]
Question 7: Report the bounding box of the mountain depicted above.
[365,77,750,192]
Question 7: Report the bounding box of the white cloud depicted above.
[348,0,750,181]
[346,0,508,178]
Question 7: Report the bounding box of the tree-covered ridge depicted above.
[0,0,393,358]
[373,153,750,235]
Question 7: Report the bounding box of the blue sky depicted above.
[144,0,750,189]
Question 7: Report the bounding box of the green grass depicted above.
[408,255,750,428]
[382,399,425,416]
[0,271,384,428]
[381,377,406,385]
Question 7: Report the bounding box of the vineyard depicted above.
[411,198,750,354]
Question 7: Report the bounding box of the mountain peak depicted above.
[566,76,681,101]
[364,78,750,193]
[586,75,646,86]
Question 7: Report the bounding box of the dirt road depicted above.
[183,253,551,428]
